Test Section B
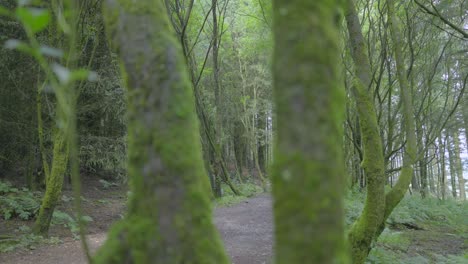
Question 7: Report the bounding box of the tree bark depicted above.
[378,0,418,234]
[447,134,458,198]
[453,129,466,200]
[437,134,447,199]
[94,1,229,262]
[345,1,386,262]
[34,130,68,236]
[272,0,348,263]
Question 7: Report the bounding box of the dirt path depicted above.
[0,195,273,264]
[215,195,273,264]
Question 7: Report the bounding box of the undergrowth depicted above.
[345,188,468,263]
[0,225,61,253]
[215,182,264,207]
[0,181,40,220]
[51,210,93,238]
[0,180,95,252]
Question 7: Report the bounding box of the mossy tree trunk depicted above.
[34,129,68,236]
[345,1,386,262]
[345,0,423,260]
[94,0,229,262]
[271,0,348,263]
[34,3,70,236]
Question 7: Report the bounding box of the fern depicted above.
[0,181,40,220]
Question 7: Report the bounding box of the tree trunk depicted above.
[447,135,458,198]
[233,120,247,178]
[257,109,267,174]
[345,1,386,262]
[378,0,418,235]
[438,134,447,200]
[272,0,348,263]
[428,146,436,195]
[211,0,225,197]
[418,142,428,198]
[34,130,68,236]
[453,130,466,200]
[94,1,229,262]
[415,126,424,194]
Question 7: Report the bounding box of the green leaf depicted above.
[15,7,50,34]
[69,69,90,82]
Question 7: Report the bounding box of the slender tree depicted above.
[345,1,386,262]
[381,0,419,229]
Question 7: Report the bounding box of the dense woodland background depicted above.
[0,0,467,263]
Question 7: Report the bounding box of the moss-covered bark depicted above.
[271,0,348,263]
[34,130,68,236]
[94,0,229,262]
[344,1,386,262]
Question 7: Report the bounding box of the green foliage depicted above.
[0,233,61,253]
[346,191,468,263]
[367,247,468,264]
[345,190,468,230]
[15,7,50,34]
[0,181,40,220]
[388,195,468,229]
[366,247,405,264]
[80,137,126,179]
[344,187,365,225]
[215,182,264,207]
[52,210,93,236]
[224,182,264,197]
[0,233,42,252]
[377,229,411,251]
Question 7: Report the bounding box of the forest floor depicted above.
[0,176,272,264]
[0,177,467,264]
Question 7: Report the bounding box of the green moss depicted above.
[271,1,348,262]
[34,130,68,236]
[345,3,387,263]
[94,0,229,262]
[347,79,386,264]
